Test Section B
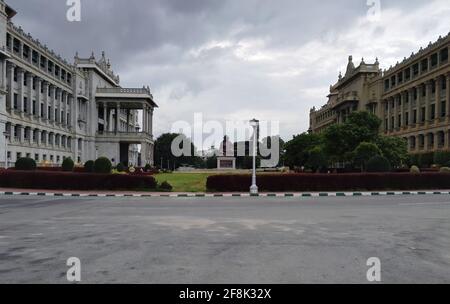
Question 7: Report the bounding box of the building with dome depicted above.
[310,35,450,155]
[0,1,157,168]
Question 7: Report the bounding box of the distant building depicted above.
[310,34,450,154]
[0,1,157,168]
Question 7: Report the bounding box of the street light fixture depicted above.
[249,118,259,195]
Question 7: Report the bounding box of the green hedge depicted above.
[0,171,157,190]
[206,173,450,192]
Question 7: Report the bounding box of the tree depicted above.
[260,136,285,167]
[323,111,381,162]
[352,142,382,171]
[306,146,328,172]
[154,133,203,169]
[284,133,323,169]
[376,136,408,168]
[366,156,391,173]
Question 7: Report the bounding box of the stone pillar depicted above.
[425,81,432,125]
[115,103,120,134]
[7,63,15,109]
[408,89,413,127]
[26,73,33,115]
[149,108,154,136]
[142,104,147,133]
[37,130,41,146]
[103,103,108,131]
[17,68,24,112]
[19,126,24,143]
[51,87,56,123]
[126,109,130,132]
[436,77,442,120]
[447,74,450,123]
[386,99,391,132]
[43,82,49,120]
[36,78,42,118]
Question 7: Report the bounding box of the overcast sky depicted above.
[10,0,450,147]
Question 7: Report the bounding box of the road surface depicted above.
[0,194,449,283]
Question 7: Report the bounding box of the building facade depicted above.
[310,33,450,154]
[0,1,157,168]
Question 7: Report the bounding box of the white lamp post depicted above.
[3,131,9,169]
[249,118,259,195]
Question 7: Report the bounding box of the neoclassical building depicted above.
[310,33,450,154]
[0,1,157,168]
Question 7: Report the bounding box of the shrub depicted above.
[440,167,450,173]
[418,152,434,168]
[159,181,173,191]
[410,165,420,174]
[15,158,37,171]
[62,158,75,172]
[434,151,450,166]
[116,163,125,172]
[0,171,157,190]
[408,154,419,167]
[84,160,95,173]
[306,146,327,172]
[366,156,391,173]
[353,142,382,171]
[206,173,450,192]
[94,157,112,174]
[144,164,152,172]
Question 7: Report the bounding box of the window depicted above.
[405,68,411,81]
[13,69,17,82]
[413,63,419,77]
[384,79,390,91]
[421,107,426,123]
[32,78,36,90]
[398,115,402,128]
[431,53,438,67]
[23,75,27,86]
[430,104,436,120]
[40,103,44,117]
[421,59,428,72]
[50,155,54,162]
[441,101,446,117]
[391,76,396,87]
[40,56,47,69]
[32,50,39,65]
[16,152,22,160]
[57,156,60,163]
[23,45,30,59]
[24,97,28,113]
[405,113,409,126]
[413,110,417,124]
[43,154,47,161]
[13,94,18,109]
[440,47,449,63]
[397,72,403,83]
[34,154,39,162]
[32,100,36,115]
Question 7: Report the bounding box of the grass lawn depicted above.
[155,173,214,192]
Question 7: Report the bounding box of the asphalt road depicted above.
[0,194,449,284]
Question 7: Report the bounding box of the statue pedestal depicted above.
[217,157,236,170]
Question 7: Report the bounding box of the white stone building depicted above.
[0,1,157,168]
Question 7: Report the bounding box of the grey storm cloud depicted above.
[9,0,448,145]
